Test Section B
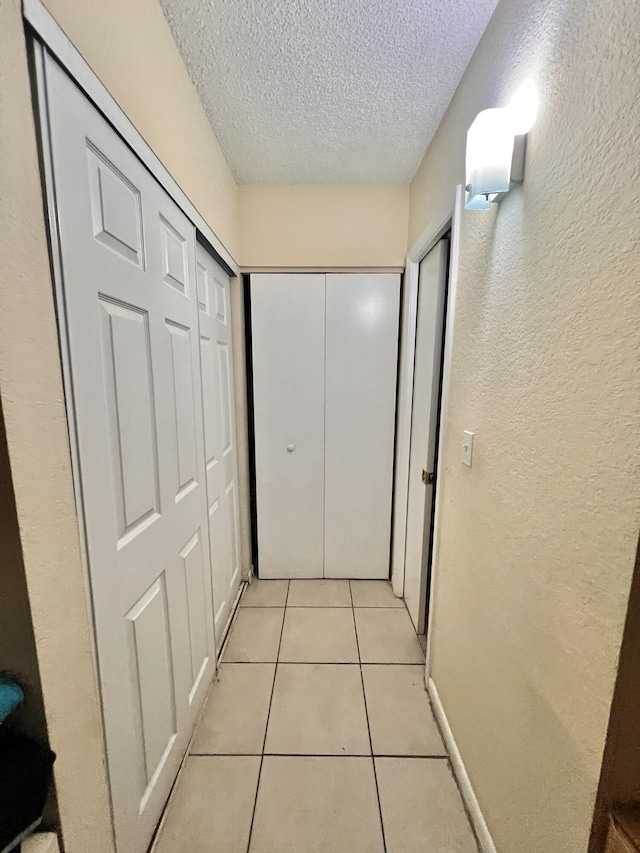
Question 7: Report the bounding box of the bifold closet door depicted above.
[251,273,400,579]
[251,274,325,578]
[44,56,219,853]
[324,274,400,578]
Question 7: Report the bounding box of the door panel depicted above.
[197,243,242,638]
[251,274,326,579]
[99,299,160,538]
[404,240,449,632]
[126,575,177,787]
[324,274,400,579]
[180,530,210,698]
[45,56,216,853]
[166,321,199,498]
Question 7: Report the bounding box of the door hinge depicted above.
[421,469,436,486]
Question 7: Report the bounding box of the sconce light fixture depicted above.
[465,85,537,210]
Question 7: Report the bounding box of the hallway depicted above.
[154,579,479,852]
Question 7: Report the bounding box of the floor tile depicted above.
[154,756,260,853]
[376,758,479,852]
[241,579,289,607]
[362,665,446,755]
[250,756,384,852]
[279,607,359,662]
[223,608,284,662]
[265,664,370,755]
[191,663,276,754]
[350,580,404,608]
[354,608,424,663]
[288,578,351,607]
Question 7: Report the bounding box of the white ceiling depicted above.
[159,0,499,185]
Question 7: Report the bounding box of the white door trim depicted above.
[23,0,239,279]
[390,187,462,664]
[427,678,497,853]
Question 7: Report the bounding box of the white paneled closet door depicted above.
[251,273,400,579]
[44,57,221,853]
[325,274,400,578]
[251,275,326,578]
[197,244,242,638]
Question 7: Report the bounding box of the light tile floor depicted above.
[155,579,479,853]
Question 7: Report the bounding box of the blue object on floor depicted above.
[0,676,24,726]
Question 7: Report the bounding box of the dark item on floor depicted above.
[0,730,56,853]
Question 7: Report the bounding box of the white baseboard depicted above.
[427,678,497,853]
[22,834,60,853]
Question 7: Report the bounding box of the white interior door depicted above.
[197,243,242,639]
[45,57,216,853]
[251,274,325,578]
[404,239,449,631]
[324,274,400,578]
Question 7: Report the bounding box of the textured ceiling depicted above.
[159,0,500,185]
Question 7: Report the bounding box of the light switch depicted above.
[462,430,474,467]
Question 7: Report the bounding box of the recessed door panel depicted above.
[179,530,210,701]
[160,215,188,295]
[208,497,230,634]
[87,145,144,267]
[218,342,233,454]
[251,274,326,579]
[226,480,240,590]
[126,575,177,788]
[99,298,160,540]
[166,321,198,499]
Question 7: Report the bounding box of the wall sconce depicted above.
[465,86,537,210]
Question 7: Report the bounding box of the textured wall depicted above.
[409,0,640,851]
[42,0,240,259]
[240,185,409,268]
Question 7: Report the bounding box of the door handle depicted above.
[287,444,296,453]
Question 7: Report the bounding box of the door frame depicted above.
[391,185,463,676]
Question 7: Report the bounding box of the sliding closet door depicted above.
[324,274,401,578]
[44,57,216,853]
[251,275,325,578]
[197,244,242,639]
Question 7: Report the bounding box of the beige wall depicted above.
[239,185,409,269]
[409,0,640,851]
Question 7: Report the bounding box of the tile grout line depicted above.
[245,579,290,852]
[222,660,425,665]
[350,580,388,853]
[190,751,450,759]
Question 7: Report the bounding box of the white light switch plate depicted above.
[462,430,474,467]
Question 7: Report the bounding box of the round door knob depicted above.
[286,444,296,453]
